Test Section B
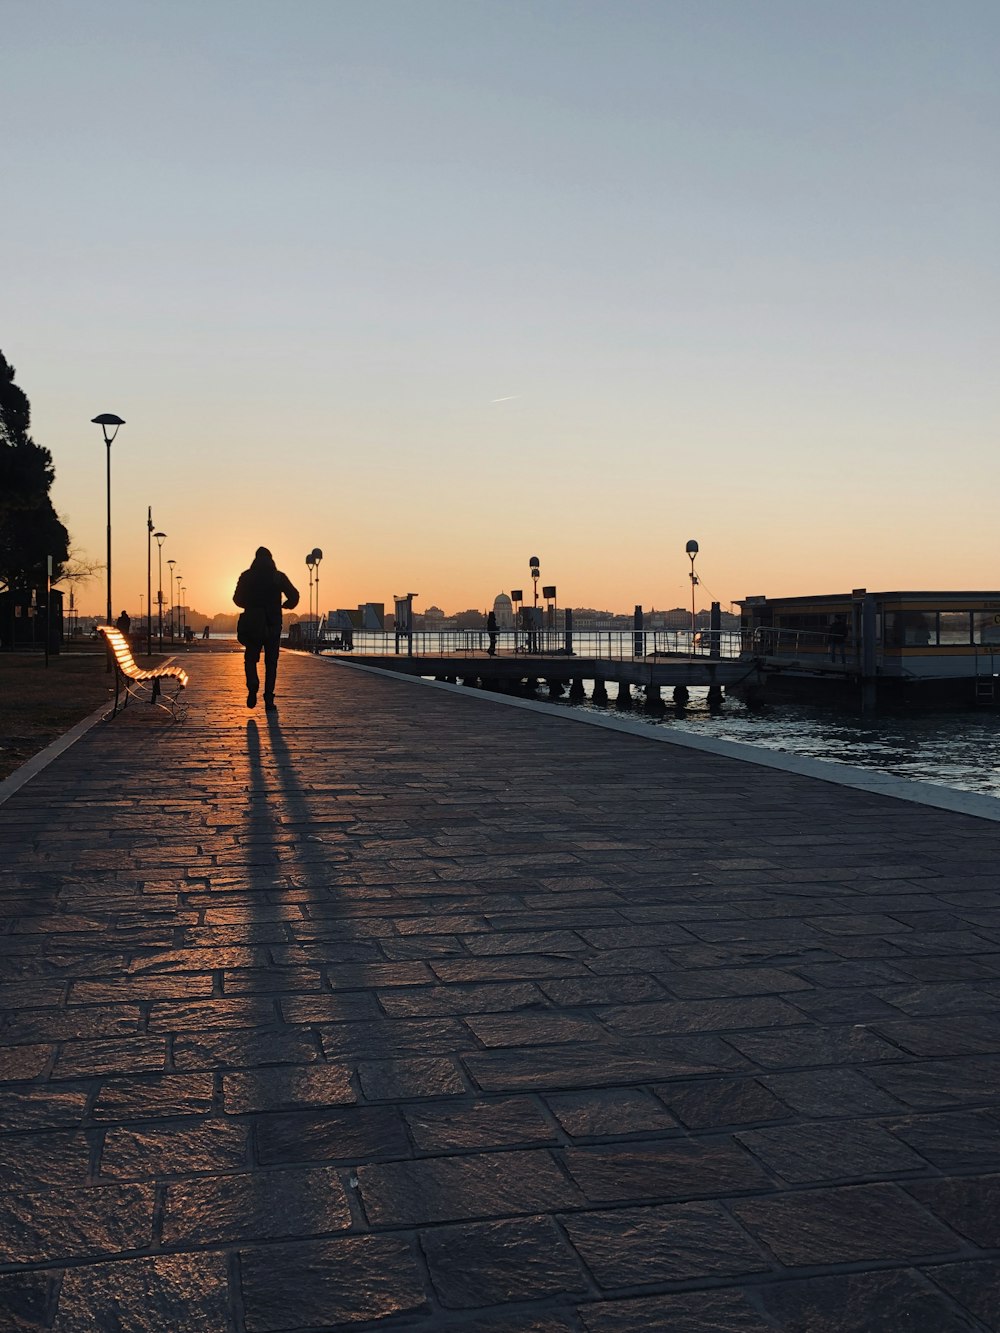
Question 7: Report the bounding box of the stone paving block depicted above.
[563,1139,772,1204]
[376,980,545,1017]
[726,1024,905,1070]
[319,1016,466,1059]
[68,974,214,1003]
[537,975,668,1005]
[222,1062,355,1115]
[357,1149,583,1226]
[925,1257,1000,1328]
[0,1129,93,1192]
[0,1043,52,1081]
[255,1104,411,1166]
[275,993,381,1024]
[172,1027,319,1070]
[431,956,590,982]
[357,1056,466,1100]
[653,1076,791,1129]
[907,1174,1000,1247]
[465,1038,748,1094]
[53,1036,167,1080]
[403,1096,556,1152]
[239,1235,428,1331]
[0,1269,55,1329]
[755,1268,983,1332]
[545,1088,677,1139]
[729,1182,963,1266]
[864,1055,1000,1110]
[466,1013,609,1048]
[562,1200,770,1287]
[873,1014,1000,1058]
[162,1164,351,1246]
[421,1215,589,1308]
[888,1109,1000,1172]
[736,1120,927,1183]
[661,966,811,998]
[576,1288,773,1332]
[0,1085,89,1133]
[596,995,807,1036]
[51,1253,231,1332]
[0,1182,155,1263]
[98,1119,249,1180]
[759,1068,904,1117]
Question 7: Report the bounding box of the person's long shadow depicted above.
[240,713,393,1112]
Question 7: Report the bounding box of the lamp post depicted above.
[91,414,125,625]
[686,539,699,638]
[305,553,315,631]
[311,549,323,648]
[146,508,154,656]
[167,559,176,639]
[528,557,540,653]
[180,586,186,639]
[155,534,167,648]
[175,574,183,639]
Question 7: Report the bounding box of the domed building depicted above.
[492,593,514,629]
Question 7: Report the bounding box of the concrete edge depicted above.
[0,654,187,808]
[326,657,1000,825]
[0,701,110,807]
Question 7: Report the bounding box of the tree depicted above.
[0,351,69,590]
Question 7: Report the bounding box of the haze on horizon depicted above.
[4,0,998,621]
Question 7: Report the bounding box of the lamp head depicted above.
[311,547,323,563]
[686,540,699,557]
[306,553,315,567]
[154,531,166,546]
[92,413,125,444]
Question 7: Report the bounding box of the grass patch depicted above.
[0,650,116,782]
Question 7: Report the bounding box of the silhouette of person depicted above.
[486,609,498,657]
[828,614,848,664]
[233,547,299,711]
[115,610,131,637]
[202,624,210,639]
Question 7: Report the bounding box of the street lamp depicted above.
[180,586,186,638]
[305,552,315,629]
[686,539,700,638]
[167,559,176,638]
[528,557,540,652]
[91,414,125,625]
[175,574,182,639]
[154,532,167,649]
[311,549,323,648]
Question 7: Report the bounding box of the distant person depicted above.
[233,546,299,711]
[115,610,131,637]
[486,609,498,657]
[828,614,848,664]
[202,624,210,640]
[184,625,194,643]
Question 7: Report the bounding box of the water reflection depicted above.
[565,685,1000,799]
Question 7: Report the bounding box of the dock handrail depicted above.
[310,627,746,661]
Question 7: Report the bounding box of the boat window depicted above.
[938,612,972,645]
[884,612,935,647]
[974,612,1000,646]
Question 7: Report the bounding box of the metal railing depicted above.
[311,627,746,660]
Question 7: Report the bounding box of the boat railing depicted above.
[748,625,841,658]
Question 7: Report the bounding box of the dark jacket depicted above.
[233,555,299,634]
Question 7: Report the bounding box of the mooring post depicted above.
[709,601,721,658]
[861,592,877,712]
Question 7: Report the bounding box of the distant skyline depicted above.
[5,1,998,619]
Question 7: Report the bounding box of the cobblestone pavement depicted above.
[2,651,1000,1332]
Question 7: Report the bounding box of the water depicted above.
[564,684,1000,800]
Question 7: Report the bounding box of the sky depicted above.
[4,0,998,619]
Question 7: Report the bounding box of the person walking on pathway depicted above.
[233,546,299,711]
[486,609,498,657]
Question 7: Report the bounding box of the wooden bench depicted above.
[98,626,189,720]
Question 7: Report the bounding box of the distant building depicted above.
[493,593,514,629]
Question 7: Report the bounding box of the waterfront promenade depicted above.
[2,652,1000,1332]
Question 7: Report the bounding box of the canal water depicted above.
[559,684,1000,800]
